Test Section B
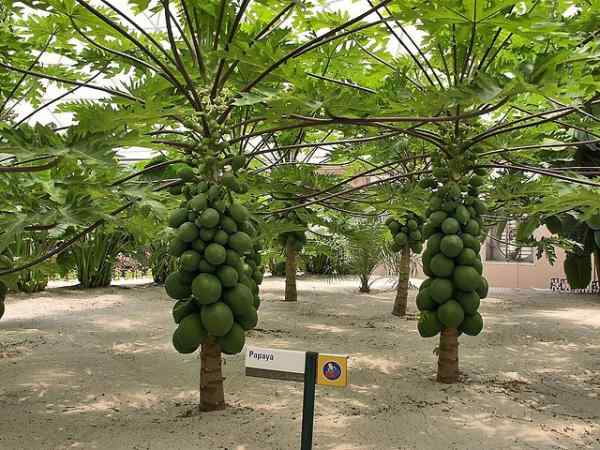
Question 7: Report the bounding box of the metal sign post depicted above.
[300,351,318,450]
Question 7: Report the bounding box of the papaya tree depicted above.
[253,154,353,302]
[362,137,430,316]
[538,134,600,289]
[0,121,168,294]
[257,144,412,297]
[377,0,600,382]
[385,211,424,315]
[255,145,316,303]
[3,0,413,410]
[7,233,53,292]
[263,0,600,383]
[344,219,389,293]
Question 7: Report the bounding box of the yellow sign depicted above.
[317,354,348,387]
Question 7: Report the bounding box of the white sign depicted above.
[245,346,306,382]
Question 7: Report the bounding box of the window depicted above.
[485,222,535,263]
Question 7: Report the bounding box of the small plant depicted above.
[320,219,389,293]
[269,258,286,277]
[303,252,336,275]
[16,270,48,293]
[59,228,133,288]
[9,236,51,293]
[149,239,176,284]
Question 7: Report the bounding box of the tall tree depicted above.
[2,0,412,409]
[316,0,600,383]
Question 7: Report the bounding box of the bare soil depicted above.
[1,276,599,450]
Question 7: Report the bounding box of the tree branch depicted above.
[110,159,184,186]
[247,131,402,155]
[151,139,196,151]
[0,178,181,276]
[164,1,197,68]
[269,169,432,214]
[480,139,600,156]
[305,72,376,94]
[0,62,142,103]
[0,156,59,173]
[163,0,201,110]
[98,0,178,66]
[481,163,600,188]
[213,0,227,50]
[69,18,161,74]
[461,0,477,81]
[216,1,298,93]
[180,0,206,77]
[74,0,191,103]
[366,0,439,89]
[382,2,445,88]
[288,97,509,125]
[469,99,600,145]
[295,155,427,202]
[0,202,134,276]
[211,0,251,99]
[480,32,513,73]
[0,31,56,114]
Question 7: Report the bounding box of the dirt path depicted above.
[1,277,599,450]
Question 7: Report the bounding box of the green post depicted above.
[301,351,318,450]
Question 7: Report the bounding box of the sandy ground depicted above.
[1,276,599,450]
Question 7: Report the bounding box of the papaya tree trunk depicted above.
[285,240,297,302]
[392,245,411,317]
[437,328,459,383]
[594,250,600,290]
[359,275,370,293]
[199,341,225,411]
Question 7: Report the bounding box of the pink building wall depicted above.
[483,247,566,289]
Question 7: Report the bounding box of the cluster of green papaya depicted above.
[164,174,263,356]
[416,165,488,338]
[385,213,424,253]
[0,280,6,320]
[169,156,248,197]
[276,211,308,251]
[544,213,600,289]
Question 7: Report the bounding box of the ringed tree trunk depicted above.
[437,328,459,383]
[199,341,225,411]
[285,239,297,302]
[392,245,411,317]
[359,274,370,293]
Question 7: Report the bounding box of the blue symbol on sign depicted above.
[323,361,342,381]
